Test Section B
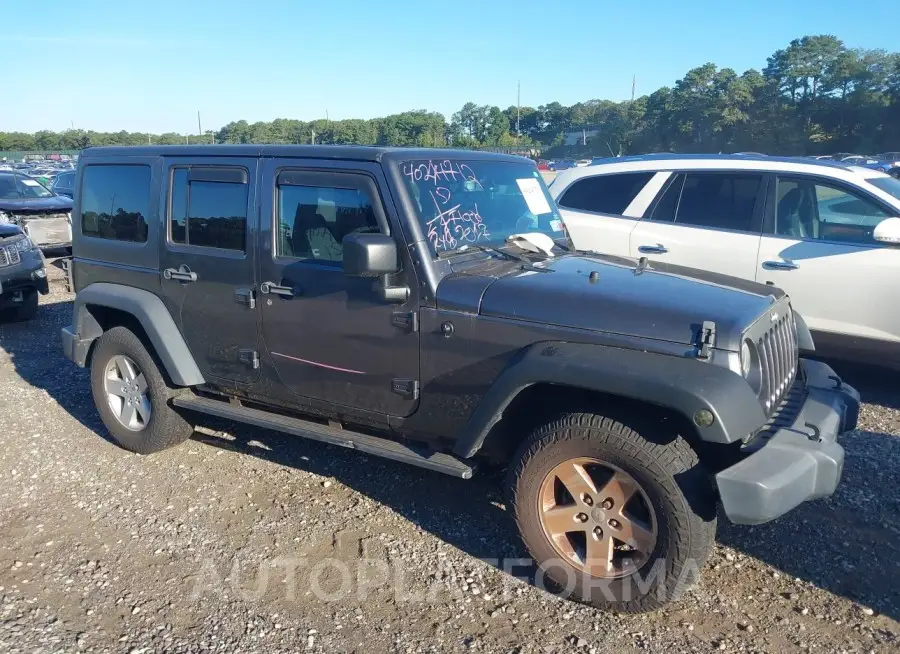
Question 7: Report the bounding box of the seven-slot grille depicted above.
[756,307,799,414]
[0,243,22,268]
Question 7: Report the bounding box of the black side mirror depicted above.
[342,233,400,277]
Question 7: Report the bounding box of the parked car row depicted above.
[809,152,900,177]
[550,154,900,368]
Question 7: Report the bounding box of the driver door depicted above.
[256,160,421,418]
[756,175,900,348]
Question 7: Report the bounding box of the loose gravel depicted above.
[0,258,897,653]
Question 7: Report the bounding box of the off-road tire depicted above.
[507,412,717,613]
[90,326,194,454]
[4,289,39,322]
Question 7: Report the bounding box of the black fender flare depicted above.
[452,341,766,458]
[72,283,204,386]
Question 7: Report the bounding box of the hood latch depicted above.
[697,321,716,359]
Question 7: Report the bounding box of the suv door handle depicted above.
[163,267,198,282]
[762,260,799,270]
[638,244,668,254]
[260,281,297,297]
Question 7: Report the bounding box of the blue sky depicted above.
[2,0,896,134]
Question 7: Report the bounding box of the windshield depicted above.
[870,177,900,203]
[0,174,55,199]
[400,159,564,255]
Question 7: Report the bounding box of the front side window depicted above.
[81,165,150,242]
[276,182,380,264]
[400,159,563,254]
[169,167,248,251]
[775,177,891,244]
[557,172,654,215]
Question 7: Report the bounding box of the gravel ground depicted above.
[0,258,897,653]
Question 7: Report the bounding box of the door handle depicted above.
[638,244,668,254]
[762,260,799,270]
[163,266,198,282]
[260,281,297,297]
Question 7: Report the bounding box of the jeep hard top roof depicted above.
[78,145,528,165]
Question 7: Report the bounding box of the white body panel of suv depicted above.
[550,155,900,367]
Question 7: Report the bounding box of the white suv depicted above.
[549,155,900,367]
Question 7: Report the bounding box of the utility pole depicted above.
[197,111,203,141]
[516,80,521,140]
[631,74,636,102]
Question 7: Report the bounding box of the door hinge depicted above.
[239,349,260,369]
[697,320,716,360]
[234,288,256,309]
[391,378,419,399]
[391,311,418,332]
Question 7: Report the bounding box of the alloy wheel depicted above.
[103,354,151,431]
[538,457,657,579]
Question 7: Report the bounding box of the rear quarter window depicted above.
[81,165,151,243]
[557,172,654,215]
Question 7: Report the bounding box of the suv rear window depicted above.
[81,165,151,242]
[650,172,762,231]
[557,172,654,215]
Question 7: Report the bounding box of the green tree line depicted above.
[2,35,898,157]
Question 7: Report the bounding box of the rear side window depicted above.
[81,165,151,242]
[169,167,249,251]
[557,172,654,215]
[650,172,762,231]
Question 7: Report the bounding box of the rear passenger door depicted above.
[554,171,663,256]
[159,158,260,387]
[628,171,766,280]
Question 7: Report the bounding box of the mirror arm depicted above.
[378,274,409,303]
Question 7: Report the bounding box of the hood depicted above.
[0,194,73,213]
[437,253,783,351]
[0,222,24,238]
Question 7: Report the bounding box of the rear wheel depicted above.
[90,326,194,454]
[507,412,716,613]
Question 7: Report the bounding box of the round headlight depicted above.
[740,340,751,377]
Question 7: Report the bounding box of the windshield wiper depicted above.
[440,243,551,272]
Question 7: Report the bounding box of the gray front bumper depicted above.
[716,359,859,525]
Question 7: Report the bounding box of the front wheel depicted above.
[507,412,717,613]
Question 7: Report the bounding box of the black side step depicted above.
[172,394,474,479]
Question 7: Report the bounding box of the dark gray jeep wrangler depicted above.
[61,145,859,612]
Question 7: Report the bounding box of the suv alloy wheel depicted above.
[508,412,716,612]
